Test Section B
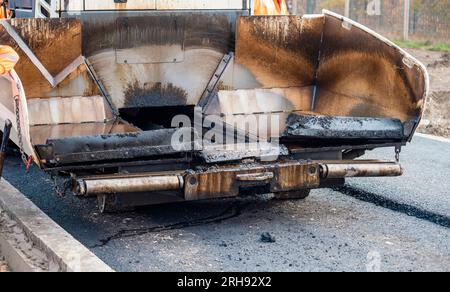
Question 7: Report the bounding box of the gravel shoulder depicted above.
[407,49,450,138]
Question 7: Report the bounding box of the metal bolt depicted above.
[189,177,198,186]
[308,166,317,176]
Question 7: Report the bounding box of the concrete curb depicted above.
[416,133,450,144]
[0,180,114,272]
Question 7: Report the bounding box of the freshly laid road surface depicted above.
[2,136,449,272]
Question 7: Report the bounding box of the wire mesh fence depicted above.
[288,0,450,44]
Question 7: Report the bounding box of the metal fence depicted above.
[288,0,450,44]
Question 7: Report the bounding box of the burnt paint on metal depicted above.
[81,17,116,56]
[116,16,185,50]
[1,12,427,173]
[82,12,239,56]
[235,16,324,88]
[183,13,236,53]
[234,14,425,127]
[184,161,321,201]
[230,14,427,151]
[0,18,96,98]
[123,81,188,108]
[80,11,242,109]
[315,15,426,121]
[271,162,320,192]
[8,18,81,75]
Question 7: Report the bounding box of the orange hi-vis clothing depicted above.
[253,0,289,15]
[0,45,19,75]
[0,1,11,19]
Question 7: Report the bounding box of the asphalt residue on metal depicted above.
[335,185,450,229]
[92,201,249,248]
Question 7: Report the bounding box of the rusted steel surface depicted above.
[0,18,99,98]
[320,162,403,178]
[70,159,402,204]
[236,15,323,89]
[76,175,184,196]
[184,161,320,201]
[115,16,184,64]
[271,162,320,192]
[82,11,243,108]
[0,9,428,186]
[315,14,426,123]
[214,12,427,142]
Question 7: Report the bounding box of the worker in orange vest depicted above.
[0,0,11,19]
[253,0,289,15]
[0,45,19,75]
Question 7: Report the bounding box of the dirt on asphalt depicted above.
[407,49,450,138]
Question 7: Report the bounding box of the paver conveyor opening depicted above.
[0,5,428,212]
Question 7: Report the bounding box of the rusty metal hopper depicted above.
[205,11,428,145]
[0,10,428,171]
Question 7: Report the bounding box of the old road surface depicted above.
[2,135,450,272]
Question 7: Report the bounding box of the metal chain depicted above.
[14,95,28,165]
[395,146,401,163]
[51,175,72,198]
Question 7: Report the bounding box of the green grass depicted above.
[395,40,450,53]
